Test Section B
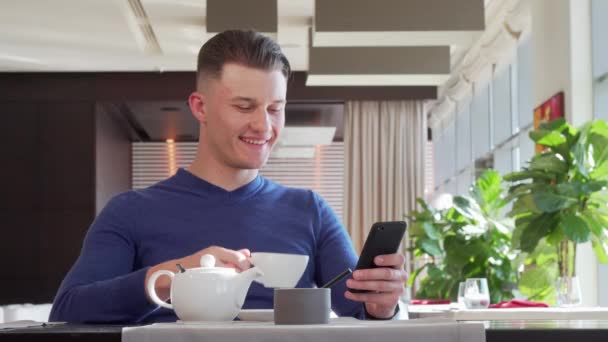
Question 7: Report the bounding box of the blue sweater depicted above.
[49,168,364,323]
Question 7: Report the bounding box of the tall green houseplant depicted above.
[505,118,608,305]
[408,170,517,303]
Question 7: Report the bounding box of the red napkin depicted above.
[489,299,549,308]
[410,299,451,305]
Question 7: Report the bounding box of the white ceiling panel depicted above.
[0,0,494,87]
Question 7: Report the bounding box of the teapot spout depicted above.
[239,266,264,284]
[235,267,264,308]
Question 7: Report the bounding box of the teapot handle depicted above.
[147,270,175,309]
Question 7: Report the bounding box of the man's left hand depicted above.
[344,253,408,319]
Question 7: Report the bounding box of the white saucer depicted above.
[237,309,274,322]
[176,320,236,325]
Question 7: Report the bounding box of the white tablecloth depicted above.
[410,307,608,320]
[122,317,485,342]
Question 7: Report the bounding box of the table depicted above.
[408,306,608,320]
[1,320,608,342]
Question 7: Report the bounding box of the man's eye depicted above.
[235,105,253,111]
[269,107,283,113]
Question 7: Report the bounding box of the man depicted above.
[49,30,407,323]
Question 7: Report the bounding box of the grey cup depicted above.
[274,288,330,324]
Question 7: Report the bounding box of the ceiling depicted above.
[0,0,311,72]
[2,0,497,145]
[0,0,493,74]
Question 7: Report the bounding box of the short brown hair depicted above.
[196,30,291,85]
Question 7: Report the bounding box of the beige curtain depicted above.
[344,101,427,267]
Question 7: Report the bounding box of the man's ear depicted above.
[188,91,207,124]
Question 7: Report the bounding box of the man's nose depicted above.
[250,109,272,133]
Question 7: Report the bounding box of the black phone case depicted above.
[349,221,407,294]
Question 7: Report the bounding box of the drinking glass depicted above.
[457,282,466,308]
[556,276,582,307]
[463,278,490,309]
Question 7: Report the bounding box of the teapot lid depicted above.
[181,254,238,274]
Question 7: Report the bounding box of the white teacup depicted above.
[250,252,309,288]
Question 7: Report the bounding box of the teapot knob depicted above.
[200,254,216,268]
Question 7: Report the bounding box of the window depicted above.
[592,0,608,307]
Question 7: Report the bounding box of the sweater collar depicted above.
[173,168,264,201]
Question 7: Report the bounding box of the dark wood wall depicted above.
[1,101,95,303]
[0,72,436,304]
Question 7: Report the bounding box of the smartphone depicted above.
[349,221,407,293]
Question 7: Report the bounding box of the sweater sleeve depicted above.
[49,192,158,323]
[311,192,366,319]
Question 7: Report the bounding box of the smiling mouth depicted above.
[239,137,269,146]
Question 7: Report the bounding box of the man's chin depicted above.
[231,158,269,171]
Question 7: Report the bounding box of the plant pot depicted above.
[556,240,582,307]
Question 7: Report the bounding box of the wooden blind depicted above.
[425,140,434,197]
[132,142,345,220]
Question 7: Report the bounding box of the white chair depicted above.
[1,304,52,323]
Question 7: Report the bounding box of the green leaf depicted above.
[595,146,608,166]
[490,218,512,234]
[519,214,556,253]
[420,239,443,256]
[530,153,569,174]
[583,180,607,194]
[471,169,504,211]
[560,212,591,243]
[407,263,430,287]
[591,122,608,165]
[591,235,608,264]
[422,222,441,240]
[539,118,568,132]
[554,183,583,198]
[556,181,607,197]
[591,162,608,180]
[530,130,567,147]
[504,170,556,182]
[452,196,486,223]
[511,215,531,249]
[546,224,565,245]
[533,190,578,213]
[459,224,486,236]
[589,120,608,137]
[581,211,606,237]
[589,136,608,166]
[417,198,431,211]
[508,183,542,196]
[518,266,554,301]
[408,221,425,237]
[572,142,590,178]
[509,194,540,217]
[427,264,444,279]
[444,236,488,270]
[590,190,608,206]
[529,240,559,265]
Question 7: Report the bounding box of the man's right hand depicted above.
[144,246,252,302]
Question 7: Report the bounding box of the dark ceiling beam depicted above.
[307,46,450,86]
[207,0,277,34]
[314,0,485,47]
[0,72,437,102]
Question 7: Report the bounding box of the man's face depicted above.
[197,63,287,171]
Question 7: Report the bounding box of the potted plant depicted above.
[408,170,517,303]
[504,118,608,306]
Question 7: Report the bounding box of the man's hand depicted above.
[145,246,251,302]
[344,253,408,319]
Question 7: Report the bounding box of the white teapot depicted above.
[147,254,263,321]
